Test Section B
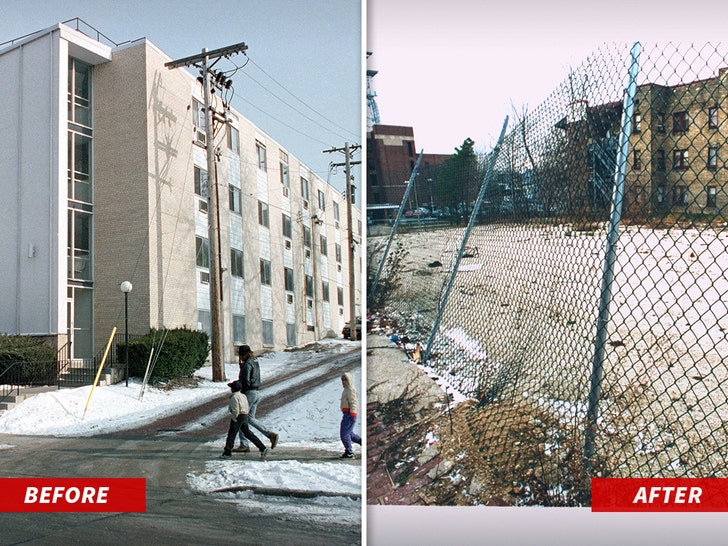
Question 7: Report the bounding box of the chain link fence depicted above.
[368,42,728,505]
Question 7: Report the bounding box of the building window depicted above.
[709,106,719,129]
[192,98,206,138]
[301,177,310,207]
[284,267,295,291]
[262,320,274,346]
[656,112,665,133]
[318,190,326,211]
[655,149,666,172]
[260,259,272,286]
[673,111,689,133]
[258,201,270,227]
[256,141,267,170]
[194,166,208,212]
[673,185,687,206]
[707,185,718,207]
[303,226,312,248]
[196,236,210,268]
[322,281,330,302]
[68,58,92,127]
[656,185,666,204]
[708,145,719,169]
[633,148,642,170]
[198,309,212,338]
[68,132,92,203]
[231,248,244,278]
[673,149,689,170]
[280,161,290,187]
[233,314,246,343]
[338,286,344,306]
[68,209,92,281]
[320,235,328,256]
[229,185,241,214]
[335,243,342,263]
[282,214,293,239]
[227,125,240,154]
[633,104,641,133]
[333,201,340,223]
[305,274,314,298]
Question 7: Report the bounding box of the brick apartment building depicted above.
[367,124,449,216]
[566,67,728,221]
[0,21,361,361]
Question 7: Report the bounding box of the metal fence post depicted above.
[423,117,509,363]
[369,150,424,302]
[584,42,641,473]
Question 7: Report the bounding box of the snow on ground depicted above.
[0,339,363,521]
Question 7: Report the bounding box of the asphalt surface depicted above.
[0,347,362,545]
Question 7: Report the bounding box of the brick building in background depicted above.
[367,124,449,223]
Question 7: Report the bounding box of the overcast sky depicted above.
[0,0,362,194]
[367,0,728,156]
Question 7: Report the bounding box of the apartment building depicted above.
[0,21,361,361]
[565,67,728,221]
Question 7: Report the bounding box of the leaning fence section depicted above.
[368,42,728,504]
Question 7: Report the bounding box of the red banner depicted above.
[0,478,146,512]
[592,478,728,512]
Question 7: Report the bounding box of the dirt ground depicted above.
[366,334,598,506]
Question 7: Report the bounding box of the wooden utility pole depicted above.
[325,143,361,340]
[165,42,248,381]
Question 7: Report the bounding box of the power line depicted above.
[245,56,359,141]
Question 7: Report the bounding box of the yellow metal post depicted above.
[83,326,117,418]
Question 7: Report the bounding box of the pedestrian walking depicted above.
[233,344,279,452]
[339,372,361,458]
[222,381,269,458]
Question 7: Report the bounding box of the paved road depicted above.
[0,348,362,545]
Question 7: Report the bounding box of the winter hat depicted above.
[228,380,242,392]
[238,344,252,358]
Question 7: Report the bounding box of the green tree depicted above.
[435,137,479,223]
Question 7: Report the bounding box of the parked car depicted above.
[342,318,362,340]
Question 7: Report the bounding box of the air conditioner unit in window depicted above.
[282,186,289,197]
[302,200,309,210]
[285,239,292,250]
[305,249,311,259]
[200,271,210,284]
[195,130,206,146]
[286,294,293,304]
[198,199,208,213]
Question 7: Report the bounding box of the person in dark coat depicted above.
[233,345,279,452]
[222,380,269,458]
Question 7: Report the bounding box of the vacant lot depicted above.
[372,222,728,488]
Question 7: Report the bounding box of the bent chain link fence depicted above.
[368,42,728,505]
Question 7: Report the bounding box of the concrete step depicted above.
[0,385,59,413]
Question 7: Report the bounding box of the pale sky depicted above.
[367,0,728,156]
[0,0,362,194]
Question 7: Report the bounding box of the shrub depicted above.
[119,327,209,383]
[0,335,57,383]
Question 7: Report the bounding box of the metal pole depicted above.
[369,150,424,301]
[423,117,509,363]
[584,42,641,473]
[124,292,129,387]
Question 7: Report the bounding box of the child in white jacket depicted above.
[222,381,269,458]
[339,372,362,458]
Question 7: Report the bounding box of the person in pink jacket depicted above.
[339,372,361,458]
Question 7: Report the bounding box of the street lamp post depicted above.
[120,281,133,387]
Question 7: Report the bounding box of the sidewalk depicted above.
[366,334,458,505]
